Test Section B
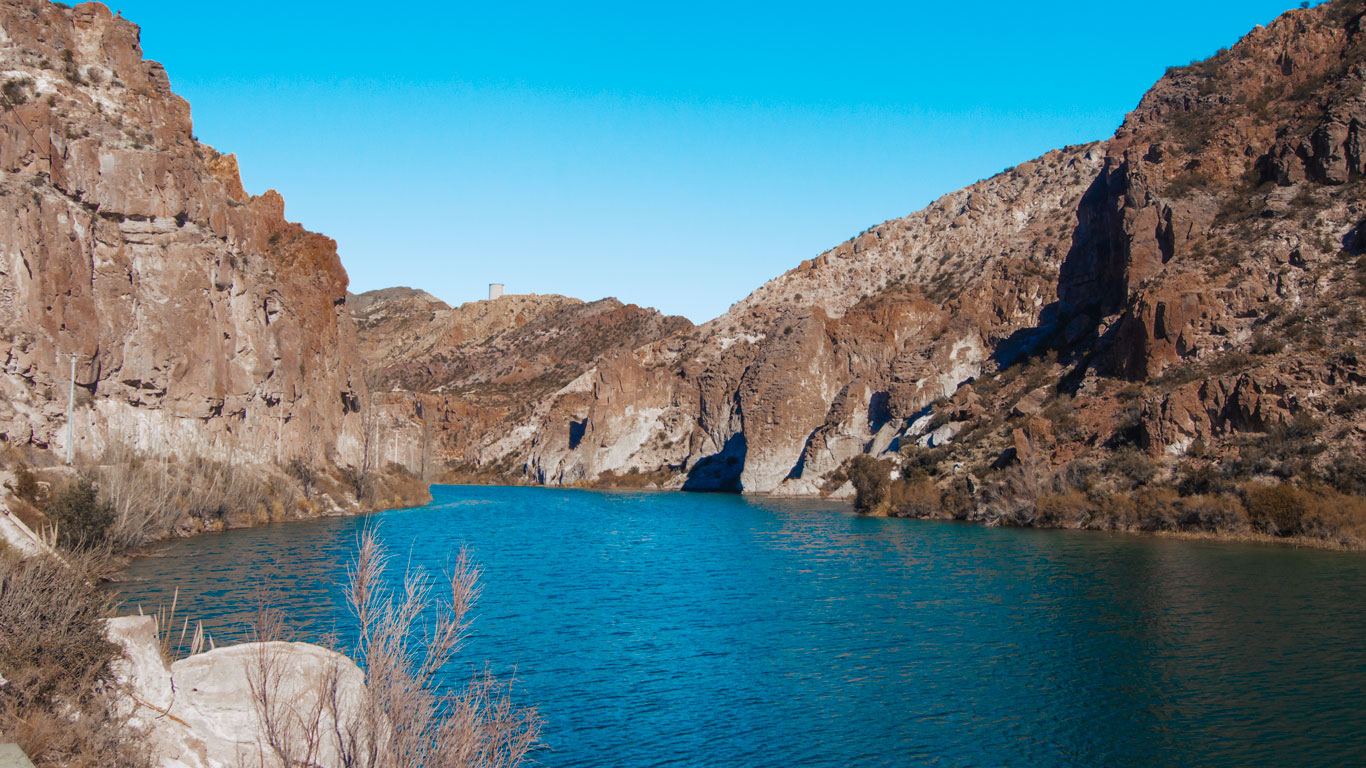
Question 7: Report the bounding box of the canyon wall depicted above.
[0,1,385,503]
[369,0,1366,500]
[350,288,692,478]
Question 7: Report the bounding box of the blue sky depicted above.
[108,0,1311,322]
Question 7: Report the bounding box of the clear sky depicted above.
[107,0,1312,323]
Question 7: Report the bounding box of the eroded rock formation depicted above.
[350,288,691,477]
[385,0,1366,501]
[0,1,420,521]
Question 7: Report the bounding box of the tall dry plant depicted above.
[249,528,542,768]
[0,549,151,768]
[95,442,271,548]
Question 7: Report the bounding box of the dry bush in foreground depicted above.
[0,550,150,768]
[249,529,542,768]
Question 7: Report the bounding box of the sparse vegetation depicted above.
[45,475,114,551]
[94,445,270,548]
[847,455,893,514]
[286,456,316,499]
[248,529,542,767]
[0,550,150,768]
[1,76,33,105]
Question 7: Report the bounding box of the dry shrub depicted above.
[366,464,432,510]
[1176,494,1250,533]
[95,443,269,548]
[286,457,316,499]
[1324,455,1366,496]
[250,529,542,767]
[1104,447,1157,490]
[1134,487,1182,531]
[1240,483,1366,544]
[1243,483,1310,536]
[847,455,893,514]
[1089,491,1139,531]
[1300,491,1366,547]
[1034,490,1091,529]
[0,550,150,768]
[594,466,678,489]
[938,476,975,519]
[889,478,942,518]
[979,463,1043,526]
[9,465,40,502]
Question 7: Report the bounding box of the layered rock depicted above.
[481,142,1109,492]
[0,1,406,515]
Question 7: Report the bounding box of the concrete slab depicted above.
[0,744,35,768]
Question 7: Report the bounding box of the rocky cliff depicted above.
[350,288,691,478]
[0,0,423,536]
[412,0,1366,543]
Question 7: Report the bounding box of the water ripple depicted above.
[111,485,1366,768]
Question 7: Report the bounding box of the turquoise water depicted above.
[112,485,1366,767]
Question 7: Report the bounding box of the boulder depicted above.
[106,616,366,768]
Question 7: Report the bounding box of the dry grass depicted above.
[95,443,271,548]
[0,549,150,768]
[590,466,679,489]
[249,528,542,767]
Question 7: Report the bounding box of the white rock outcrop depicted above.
[105,616,366,768]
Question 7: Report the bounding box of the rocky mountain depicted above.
[410,0,1366,543]
[0,0,424,538]
[350,288,691,477]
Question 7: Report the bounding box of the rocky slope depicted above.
[425,0,1366,544]
[350,288,691,477]
[0,0,424,538]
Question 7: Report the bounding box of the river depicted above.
[111,484,1366,767]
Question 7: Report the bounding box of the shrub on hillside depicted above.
[847,455,893,513]
[95,445,271,548]
[1176,494,1250,533]
[1299,491,1366,547]
[285,457,315,498]
[45,476,113,550]
[1243,483,1309,536]
[1175,462,1236,497]
[1089,490,1140,531]
[1104,447,1157,490]
[889,477,941,518]
[898,445,947,482]
[1034,490,1091,529]
[9,466,40,502]
[939,476,975,519]
[1324,455,1366,496]
[1135,488,1183,531]
[0,551,149,767]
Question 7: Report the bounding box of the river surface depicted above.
[111,485,1366,767]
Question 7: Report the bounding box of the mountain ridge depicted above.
[365,0,1366,546]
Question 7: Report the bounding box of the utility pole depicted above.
[65,354,76,465]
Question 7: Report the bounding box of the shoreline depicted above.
[106,482,1366,569]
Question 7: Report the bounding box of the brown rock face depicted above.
[399,0,1366,498]
[350,289,692,476]
[483,140,1109,493]
[0,1,370,477]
